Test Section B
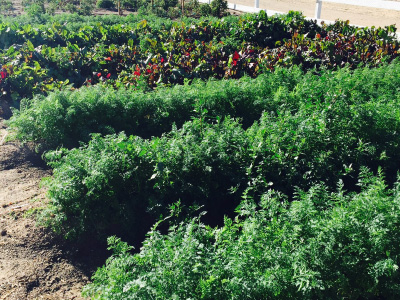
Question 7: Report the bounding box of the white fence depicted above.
[315,0,400,19]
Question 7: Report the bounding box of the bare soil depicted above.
[0,100,108,300]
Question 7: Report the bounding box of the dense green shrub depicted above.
[83,172,400,299]
[198,3,211,16]
[210,0,227,17]
[96,0,138,13]
[96,0,114,9]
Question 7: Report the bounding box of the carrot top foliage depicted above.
[83,171,400,299]
[33,61,400,243]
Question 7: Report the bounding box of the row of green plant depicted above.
[0,11,320,58]
[83,171,400,299]
[0,9,171,27]
[0,7,299,37]
[10,59,400,150]
[35,61,400,243]
[1,12,398,99]
[0,10,186,50]
[8,65,304,148]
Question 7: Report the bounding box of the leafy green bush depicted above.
[97,0,138,14]
[83,171,400,299]
[210,0,227,17]
[96,0,114,9]
[136,0,180,17]
[198,3,211,16]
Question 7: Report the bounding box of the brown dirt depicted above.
[0,100,108,300]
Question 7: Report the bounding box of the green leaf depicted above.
[26,40,34,52]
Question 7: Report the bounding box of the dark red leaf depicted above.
[233,51,240,61]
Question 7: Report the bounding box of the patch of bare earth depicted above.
[0,100,107,300]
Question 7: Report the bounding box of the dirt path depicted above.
[0,100,108,300]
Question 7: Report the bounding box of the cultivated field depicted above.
[1,2,400,299]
